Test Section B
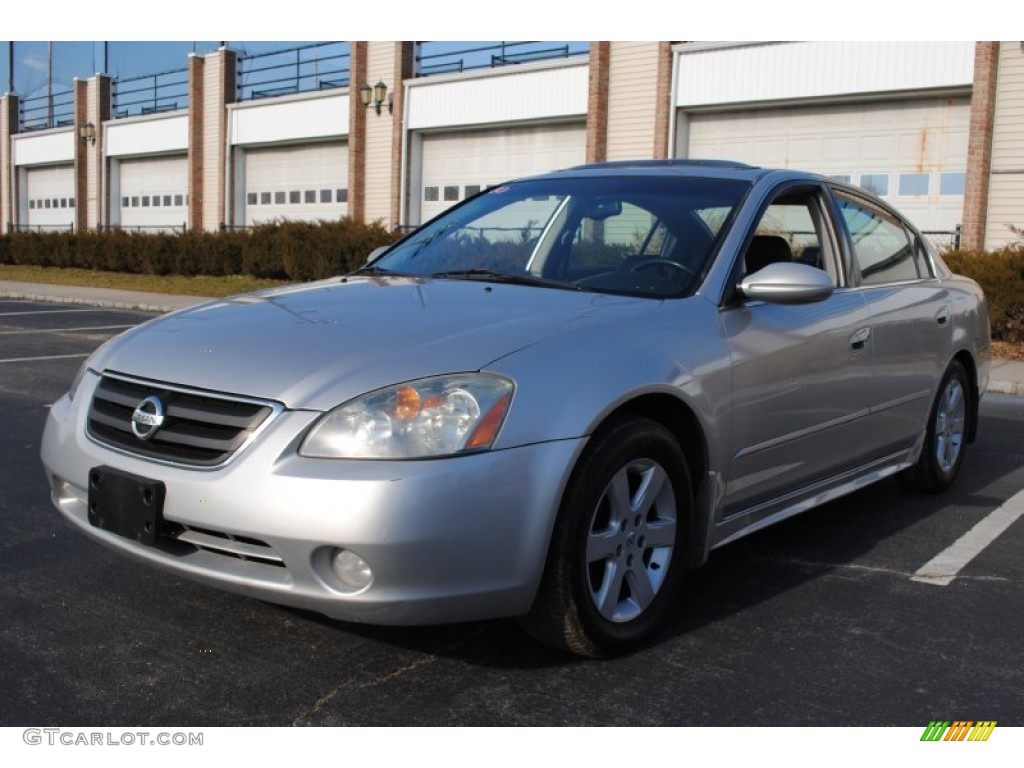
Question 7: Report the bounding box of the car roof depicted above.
[529,158,791,184]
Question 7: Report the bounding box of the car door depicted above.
[720,185,875,516]
[831,190,952,457]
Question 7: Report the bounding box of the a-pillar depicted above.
[188,48,236,232]
[0,94,18,233]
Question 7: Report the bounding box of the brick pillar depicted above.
[962,41,1000,252]
[0,94,18,233]
[653,42,674,159]
[586,41,610,164]
[187,54,204,231]
[390,42,415,228]
[188,48,236,232]
[76,75,111,230]
[348,42,368,223]
[364,42,404,225]
[73,79,88,232]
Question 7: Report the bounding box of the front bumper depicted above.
[40,376,585,625]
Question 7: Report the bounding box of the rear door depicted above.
[830,189,952,456]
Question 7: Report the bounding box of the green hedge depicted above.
[944,247,1024,344]
[0,219,401,281]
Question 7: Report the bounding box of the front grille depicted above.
[87,373,279,468]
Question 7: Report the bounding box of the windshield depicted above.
[373,176,749,298]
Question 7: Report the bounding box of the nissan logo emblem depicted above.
[131,396,166,440]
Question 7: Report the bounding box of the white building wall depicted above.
[675,41,975,108]
[105,113,189,157]
[12,129,75,166]
[406,61,588,130]
[230,91,349,145]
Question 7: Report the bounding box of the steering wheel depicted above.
[629,259,696,282]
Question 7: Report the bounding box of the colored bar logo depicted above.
[921,721,997,741]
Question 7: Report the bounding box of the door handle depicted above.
[936,307,951,326]
[849,327,871,351]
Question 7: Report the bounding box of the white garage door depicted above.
[26,165,75,230]
[119,155,188,232]
[244,143,348,226]
[684,98,970,232]
[418,123,586,223]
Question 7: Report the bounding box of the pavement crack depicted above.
[292,627,484,726]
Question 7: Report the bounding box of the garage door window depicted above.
[859,174,889,197]
[940,173,966,195]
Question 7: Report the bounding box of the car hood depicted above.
[89,276,658,410]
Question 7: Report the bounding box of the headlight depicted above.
[300,373,514,459]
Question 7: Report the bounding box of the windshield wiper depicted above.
[428,269,582,291]
[350,265,400,276]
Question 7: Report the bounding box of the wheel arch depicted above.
[593,392,711,568]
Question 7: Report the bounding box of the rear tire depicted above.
[900,359,970,493]
[519,417,691,657]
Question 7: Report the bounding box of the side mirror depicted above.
[738,262,834,305]
[365,246,389,266]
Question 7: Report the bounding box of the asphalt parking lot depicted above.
[2,298,1022,726]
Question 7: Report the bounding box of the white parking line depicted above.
[0,324,135,335]
[0,308,112,317]
[0,353,90,364]
[912,489,1024,586]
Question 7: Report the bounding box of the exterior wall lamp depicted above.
[360,80,392,116]
[79,122,96,145]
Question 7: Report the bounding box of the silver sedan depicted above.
[41,161,990,657]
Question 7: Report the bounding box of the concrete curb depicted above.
[987,380,1024,397]
[0,289,188,314]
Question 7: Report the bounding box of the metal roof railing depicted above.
[113,67,189,118]
[415,41,589,77]
[18,89,75,132]
[237,42,350,102]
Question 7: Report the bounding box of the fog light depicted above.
[331,549,373,590]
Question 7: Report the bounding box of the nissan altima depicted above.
[41,160,990,657]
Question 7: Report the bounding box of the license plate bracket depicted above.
[87,466,165,546]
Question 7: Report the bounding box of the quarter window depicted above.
[835,195,924,285]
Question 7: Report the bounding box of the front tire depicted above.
[901,359,970,493]
[519,417,691,657]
